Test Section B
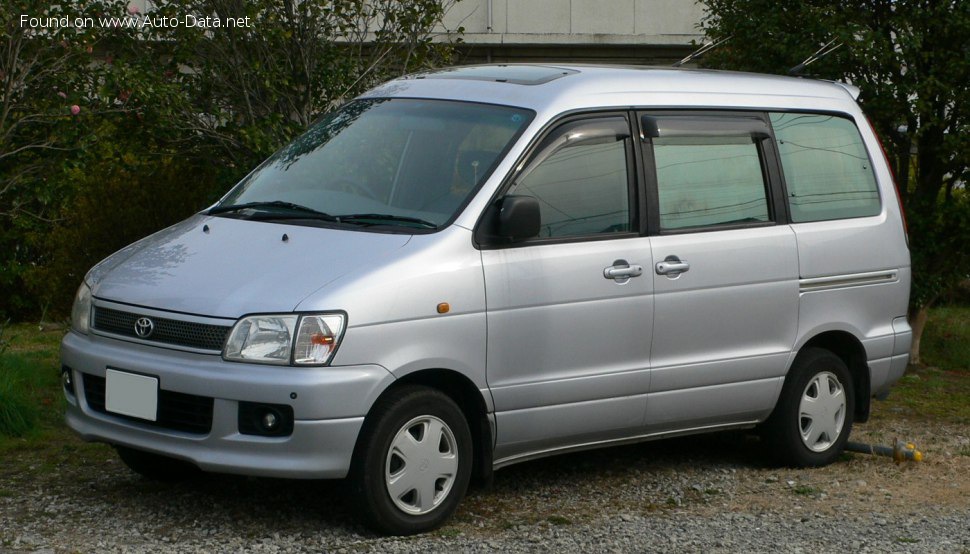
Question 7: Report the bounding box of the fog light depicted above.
[61,366,75,396]
[238,401,294,437]
[261,410,280,431]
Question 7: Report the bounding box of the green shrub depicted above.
[27,146,232,315]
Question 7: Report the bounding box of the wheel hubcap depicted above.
[798,371,846,452]
[384,415,458,515]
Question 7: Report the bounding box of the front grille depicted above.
[82,374,214,435]
[93,307,231,351]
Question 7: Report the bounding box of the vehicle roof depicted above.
[359,64,860,117]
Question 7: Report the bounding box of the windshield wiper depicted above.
[335,213,438,229]
[208,201,337,221]
[208,203,437,229]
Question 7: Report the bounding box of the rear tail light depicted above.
[865,114,908,246]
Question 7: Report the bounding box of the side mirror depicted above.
[496,195,540,242]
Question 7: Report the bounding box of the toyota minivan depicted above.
[62,65,912,534]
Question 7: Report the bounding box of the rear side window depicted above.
[653,136,770,230]
[770,113,880,222]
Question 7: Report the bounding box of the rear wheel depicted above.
[115,446,201,481]
[764,348,854,467]
[351,386,472,535]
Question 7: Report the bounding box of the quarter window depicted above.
[653,136,770,230]
[770,113,880,222]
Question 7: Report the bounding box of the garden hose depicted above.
[845,438,923,463]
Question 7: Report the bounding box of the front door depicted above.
[481,113,654,463]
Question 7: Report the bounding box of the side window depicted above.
[508,117,632,239]
[770,113,880,222]
[652,135,770,230]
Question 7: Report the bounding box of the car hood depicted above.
[87,215,412,318]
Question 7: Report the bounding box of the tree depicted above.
[700,0,970,364]
[0,0,135,318]
[0,0,459,319]
[145,0,458,168]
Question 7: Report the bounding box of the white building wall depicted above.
[440,0,704,45]
[127,0,706,62]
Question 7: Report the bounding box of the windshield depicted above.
[216,98,534,230]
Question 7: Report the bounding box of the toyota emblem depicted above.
[134,317,155,338]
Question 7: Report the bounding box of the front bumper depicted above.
[61,330,394,479]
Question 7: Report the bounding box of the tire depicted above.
[763,348,854,467]
[351,385,473,535]
[115,446,201,481]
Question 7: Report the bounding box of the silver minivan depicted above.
[62,65,912,534]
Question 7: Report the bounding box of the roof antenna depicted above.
[788,38,843,75]
[672,35,732,68]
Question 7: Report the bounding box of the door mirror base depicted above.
[477,195,541,246]
[497,195,540,242]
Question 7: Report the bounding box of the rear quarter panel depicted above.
[787,109,911,392]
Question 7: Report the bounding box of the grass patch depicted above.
[792,485,819,496]
[0,324,66,444]
[0,364,38,437]
[876,368,970,423]
[870,305,970,424]
[546,515,572,526]
[921,305,970,372]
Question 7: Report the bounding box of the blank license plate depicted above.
[105,368,158,422]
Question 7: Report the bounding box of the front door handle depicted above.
[656,256,690,277]
[603,259,643,283]
[604,266,644,279]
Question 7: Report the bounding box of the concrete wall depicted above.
[438,0,705,64]
[128,0,706,64]
[441,0,703,44]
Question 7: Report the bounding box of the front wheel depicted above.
[350,386,473,535]
[763,348,854,467]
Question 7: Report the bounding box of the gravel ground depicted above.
[1,413,968,553]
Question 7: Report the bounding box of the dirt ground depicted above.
[454,408,970,531]
[1,396,967,552]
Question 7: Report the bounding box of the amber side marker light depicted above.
[437,303,450,314]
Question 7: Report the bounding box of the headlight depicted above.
[223,313,345,366]
[70,283,92,334]
[224,315,298,365]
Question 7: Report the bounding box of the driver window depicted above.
[509,119,632,239]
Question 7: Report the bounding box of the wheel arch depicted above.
[355,368,494,486]
[796,331,871,423]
